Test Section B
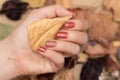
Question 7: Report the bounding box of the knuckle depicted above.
[71,31,80,40]
[70,31,88,44]
[57,57,64,67]
[74,19,82,25]
[74,44,81,54]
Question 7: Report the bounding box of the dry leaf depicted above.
[28,16,72,52]
[70,0,103,12]
[55,0,71,8]
[74,9,120,71]
[104,56,119,72]
[21,0,46,8]
[104,0,120,21]
[75,9,119,46]
[0,0,6,10]
[86,12,119,46]
[75,9,88,20]
[112,41,120,47]
[110,41,120,70]
[77,52,88,63]
[0,22,13,40]
[53,69,74,80]
[44,0,55,6]
[103,0,112,10]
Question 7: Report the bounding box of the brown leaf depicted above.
[55,0,72,9]
[104,0,120,21]
[44,0,55,6]
[21,0,46,8]
[70,0,103,12]
[104,56,119,72]
[0,0,6,10]
[53,69,74,80]
[86,12,119,46]
[28,16,72,52]
[75,9,119,47]
[75,9,88,20]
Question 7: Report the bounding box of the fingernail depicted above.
[38,46,47,53]
[64,22,75,28]
[46,41,57,48]
[68,9,78,16]
[56,31,68,39]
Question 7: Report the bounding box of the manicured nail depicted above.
[38,46,47,53]
[46,41,57,48]
[64,22,75,28]
[56,31,68,39]
[68,9,78,16]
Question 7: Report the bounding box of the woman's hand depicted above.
[0,5,88,79]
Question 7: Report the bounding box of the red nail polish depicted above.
[38,46,47,53]
[46,41,56,48]
[56,32,68,39]
[68,9,78,16]
[64,22,75,28]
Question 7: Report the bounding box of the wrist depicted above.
[0,38,20,80]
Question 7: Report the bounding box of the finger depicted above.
[56,30,88,44]
[63,19,88,31]
[38,46,64,67]
[23,5,75,27]
[31,5,76,19]
[46,40,80,56]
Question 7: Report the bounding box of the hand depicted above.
[0,5,88,79]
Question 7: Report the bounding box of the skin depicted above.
[0,5,88,80]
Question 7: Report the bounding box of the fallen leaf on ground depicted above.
[55,0,71,8]
[21,0,46,8]
[70,0,103,12]
[86,12,119,46]
[0,0,5,10]
[104,0,120,21]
